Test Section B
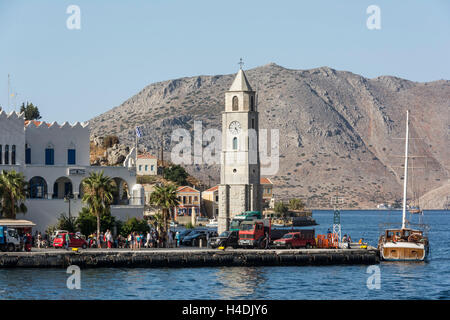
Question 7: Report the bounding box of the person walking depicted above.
[37,232,42,249]
[175,231,180,248]
[145,232,150,248]
[64,232,70,250]
[106,230,112,249]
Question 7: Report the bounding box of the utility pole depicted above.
[160,133,164,165]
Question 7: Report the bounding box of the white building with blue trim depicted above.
[0,110,144,232]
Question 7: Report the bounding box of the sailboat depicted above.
[378,110,430,261]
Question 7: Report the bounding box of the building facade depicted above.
[0,110,144,232]
[260,177,274,208]
[202,185,219,218]
[175,186,201,219]
[136,153,158,175]
[218,68,262,234]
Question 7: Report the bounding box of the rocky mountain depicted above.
[89,63,449,209]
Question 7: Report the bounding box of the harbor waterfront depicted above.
[1,209,449,299]
[0,248,379,268]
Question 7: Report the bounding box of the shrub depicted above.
[163,165,188,185]
[288,198,305,211]
[137,175,158,184]
[75,207,117,236]
[274,201,289,217]
[103,135,119,148]
[119,217,150,237]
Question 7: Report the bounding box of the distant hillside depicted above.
[89,63,449,209]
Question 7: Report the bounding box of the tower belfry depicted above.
[218,66,262,234]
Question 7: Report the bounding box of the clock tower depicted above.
[218,67,261,234]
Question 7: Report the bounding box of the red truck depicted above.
[238,219,313,249]
[273,231,315,249]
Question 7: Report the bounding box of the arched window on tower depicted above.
[232,96,239,111]
[233,137,238,150]
[250,96,254,111]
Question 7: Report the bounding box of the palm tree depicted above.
[149,184,179,244]
[81,171,115,243]
[0,170,28,219]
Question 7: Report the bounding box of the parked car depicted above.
[53,232,88,249]
[208,230,238,249]
[50,230,68,246]
[182,230,216,246]
[273,230,315,249]
[178,229,195,243]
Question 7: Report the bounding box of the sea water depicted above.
[0,210,449,300]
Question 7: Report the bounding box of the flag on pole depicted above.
[135,126,143,138]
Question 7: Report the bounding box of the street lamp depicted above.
[64,194,74,220]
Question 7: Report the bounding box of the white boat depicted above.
[378,110,430,262]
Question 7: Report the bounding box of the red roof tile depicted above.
[137,153,157,159]
[177,186,199,193]
[204,186,219,192]
[24,120,51,127]
[260,177,273,185]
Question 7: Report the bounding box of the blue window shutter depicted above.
[26,148,31,164]
[68,149,76,165]
[45,148,54,165]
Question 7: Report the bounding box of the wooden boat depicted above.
[378,228,429,261]
[378,110,430,261]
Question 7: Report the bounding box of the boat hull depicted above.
[380,241,427,261]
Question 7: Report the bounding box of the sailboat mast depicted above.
[402,110,410,229]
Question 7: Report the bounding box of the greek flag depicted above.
[135,126,143,138]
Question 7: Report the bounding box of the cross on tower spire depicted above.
[238,58,244,70]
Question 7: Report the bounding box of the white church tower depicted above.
[218,66,262,234]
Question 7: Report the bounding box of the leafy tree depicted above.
[288,198,305,211]
[76,208,97,236]
[163,165,188,185]
[76,207,117,236]
[119,217,149,237]
[149,212,164,230]
[81,171,115,242]
[274,201,289,217]
[55,214,77,233]
[0,170,28,218]
[149,184,179,242]
[20,102,41,120]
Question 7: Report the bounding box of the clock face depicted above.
[229,121,241,135]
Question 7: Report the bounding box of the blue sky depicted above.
[0,0,449,123]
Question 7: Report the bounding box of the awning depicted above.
[0,219,36,228]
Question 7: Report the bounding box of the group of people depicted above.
[82,229,179,249]
[125,229,179,249]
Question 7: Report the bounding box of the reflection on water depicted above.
[215,267,267,299]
